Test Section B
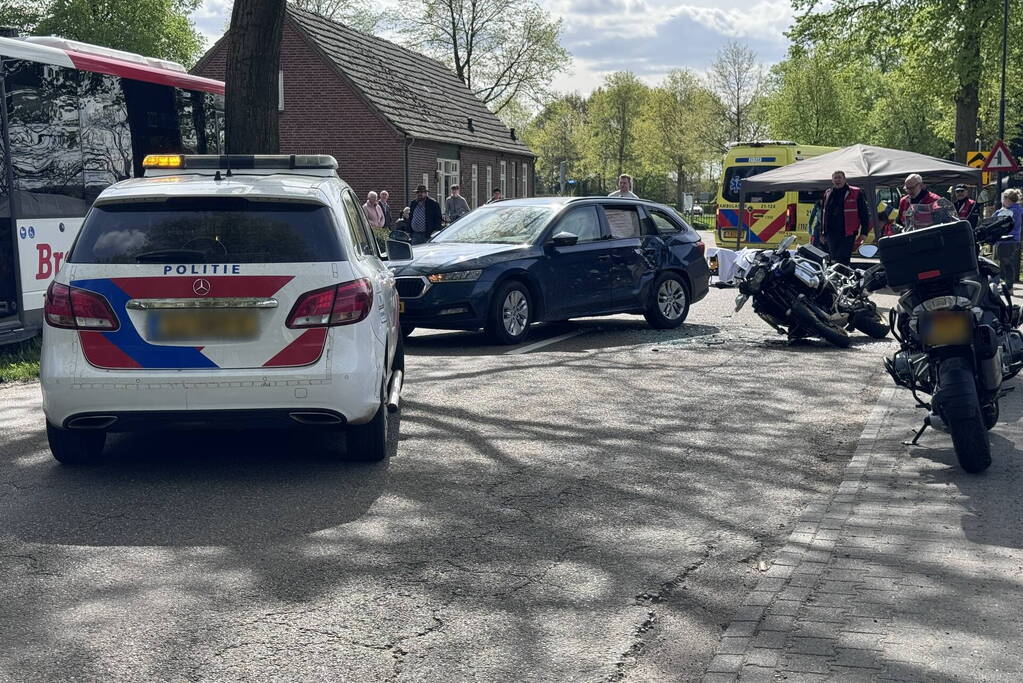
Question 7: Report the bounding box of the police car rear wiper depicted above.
[135,249,208,263]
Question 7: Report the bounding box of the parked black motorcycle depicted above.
[729,235,887,347]
[867,209,1023,473]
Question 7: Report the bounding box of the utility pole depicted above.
[997,0,1008,200]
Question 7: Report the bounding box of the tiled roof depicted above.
[287,6,534,157]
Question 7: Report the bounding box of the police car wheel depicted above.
[46,421,106,466]
[346,382,388,463]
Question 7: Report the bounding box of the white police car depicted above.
[40,154,407,465]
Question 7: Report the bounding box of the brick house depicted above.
[192,6,535,211]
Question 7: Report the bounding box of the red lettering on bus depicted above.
[34,244,65,280]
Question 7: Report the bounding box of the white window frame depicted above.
[500,160,507,197]
[471,164,479,208]
[278,70,285,111]
[522,163,529,196]
[487,166,493,200]
[437,158,460,200]
[510,162,516,199]
[422,173,429,191]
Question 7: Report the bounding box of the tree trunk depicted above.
[953,0,983,162]
[225,0,286,154]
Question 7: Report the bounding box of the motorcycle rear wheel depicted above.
[852,311,890,339]
[789,300,851,348]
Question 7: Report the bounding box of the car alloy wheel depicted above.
[503,290,529,336]
[657,278,687,320]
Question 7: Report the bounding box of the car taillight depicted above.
[786,203,797,231]
[286,279,374,329]
[44,281,119,330]
[695,241,706,258]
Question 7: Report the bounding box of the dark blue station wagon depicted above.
[390,197,711,344]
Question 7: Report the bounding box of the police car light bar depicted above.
[142,154,339,171]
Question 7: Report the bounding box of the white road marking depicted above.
[505,330,586,355]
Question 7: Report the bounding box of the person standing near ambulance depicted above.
[953,185,979,228]
[821,170,871,265]
[897,173,943,228]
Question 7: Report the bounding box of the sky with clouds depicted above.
[190,0,794,95]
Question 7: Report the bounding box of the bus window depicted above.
[122,79,181,177]
[6,59,88,217]
[80,72,132,202]
[722,166,784,204]
[203,93,225,154]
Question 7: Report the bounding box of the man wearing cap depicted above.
[444,184,471,224]
[407,185,442,244]
[821,170,871,265]
[953,185,979,228]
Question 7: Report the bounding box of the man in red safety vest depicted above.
[897,173,943,229]
[821,170,871,265]
[953,184,980,228]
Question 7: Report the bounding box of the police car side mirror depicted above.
[386,239,413,261]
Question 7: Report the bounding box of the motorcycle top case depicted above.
[877,220,977,292]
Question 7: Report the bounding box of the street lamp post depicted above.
[997,0,1008,199]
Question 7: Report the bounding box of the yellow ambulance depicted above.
[716,141,837,248]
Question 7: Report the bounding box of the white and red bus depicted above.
[0,34,225,344]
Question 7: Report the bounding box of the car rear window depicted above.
[69,197,345,264]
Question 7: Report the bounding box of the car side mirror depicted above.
[550,231,579,247]
[386,239,413,261]
[858,244,878,258]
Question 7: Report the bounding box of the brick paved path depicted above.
[704,385,1023,682]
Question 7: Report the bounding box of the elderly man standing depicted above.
[379,190,393,228]
[821,170,871,265]
[362,191,386,250]
[444,184,470,224]
[897,173,943,228]
[608,173,639,198]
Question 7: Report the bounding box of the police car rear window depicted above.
[69,197,345,264]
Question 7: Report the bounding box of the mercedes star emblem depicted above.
[193,278,211,296]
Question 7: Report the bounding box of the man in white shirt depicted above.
[608,173,639,198]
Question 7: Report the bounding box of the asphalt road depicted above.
[0,284,900,682]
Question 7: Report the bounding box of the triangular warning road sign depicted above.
[982,140,1019,172]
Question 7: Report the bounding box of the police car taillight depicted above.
[286,279,374,328]
[44,282,120,331]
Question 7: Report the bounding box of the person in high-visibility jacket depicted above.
[821,170,871,265]
[897,173,943,229]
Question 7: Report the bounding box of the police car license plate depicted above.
[922,311,971,346]
[148,310,259,342]
[399,301,405,313]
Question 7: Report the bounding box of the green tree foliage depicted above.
[0,0,44,32]
[582,72,649,191]
[34,0,205,66]
[765,51,864,146]
[639,69,719,208]
[398,0,571,115]
[521,94,587,193]
[787,0,1011,160]
[708,41,770,149]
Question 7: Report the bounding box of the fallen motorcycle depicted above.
[867,206,1023,473]
[725,235,886,347]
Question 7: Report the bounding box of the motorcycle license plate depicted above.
[922,311,972,346]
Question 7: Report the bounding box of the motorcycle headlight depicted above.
[427,269,483,283]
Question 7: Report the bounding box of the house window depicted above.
[422,173,429,191]
[278,70,284,111]
[437,158,460,200]
[487,166,493,200]
[471,164,479,208]
[510,162,516,199]
[500,160,507,197]
[522,163,529,196]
